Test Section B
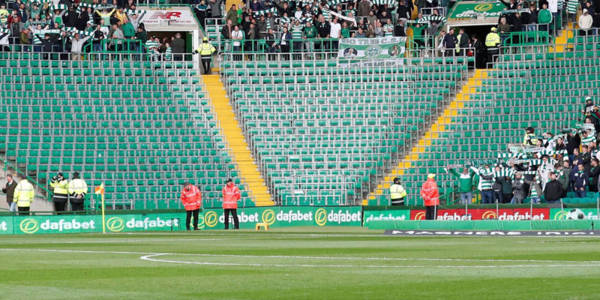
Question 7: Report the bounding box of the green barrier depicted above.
[368,220,595,231]
[202,206,362,230]
[0,213,188,234]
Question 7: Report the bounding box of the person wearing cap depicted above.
[194,37,216,74]
[485,26,500,63]
[13,175,35,215]
[222,179,241,229]
[50,172,69,213]
[181,182,202,230]
[389,177,407,206]
[68,172,88,212]
[420,174,439,220]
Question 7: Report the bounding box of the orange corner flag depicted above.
[95,183,105,195]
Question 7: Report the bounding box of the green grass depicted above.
[2,227,600,299]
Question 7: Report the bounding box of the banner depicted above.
[448,1,506,20]
[138,7,199,31]
[338,37,406,59]
[363,210,410,228]
[202,206,362,230]
[0,213,187,235]
[410,208,550,220]
[551,208,600,220]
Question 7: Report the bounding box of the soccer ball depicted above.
[566,209,586,220]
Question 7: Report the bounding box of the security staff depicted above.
[68,172,88,212]
[485,27,500,64]
[181,182,202,230]
[13,176,34,215]
[193,37,216,74]
[50,172,69,213]
[222,178,241,230]
[420,174,440,220]
[389,177,407,206]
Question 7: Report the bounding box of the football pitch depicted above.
[2,228,600,299]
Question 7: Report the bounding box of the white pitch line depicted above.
[139,253,600,269]
[3,248,600,268]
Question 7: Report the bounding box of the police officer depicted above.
[68,172,88,212]
[222,178,241,230]
[193,37,216,74]
[485,27,500,64]
[389,177,407,206]
[181,182,202,230]
[13,175,34,215]
[50,172,69,213]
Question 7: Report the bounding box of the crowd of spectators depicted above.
[0,0,188,60]
[448,96,600,205]
[210,0,448,53]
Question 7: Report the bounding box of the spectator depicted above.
[572,164,588,198]
[93,24,106,52]
[278,26,291,53]
[544,172,563,203]
[511,172,527,204]
[472,164,494,204]
[172,32,185,60]
[2,174,17,212]
[498,16,510,43]
[69,33,91,60]
[456,27,469,56]
[448,167,474,204]
[384,19,394,37]
[226,4,238,26]
[135,23,147,44]
[589,158,600,192]
[394,19,406,37]
[357,0,371,17]
[528,175,542,204]
[329,17,342,51]
[442,27,456,56]
[579,9,594,35]
[341,21,351,38]
[210,0,224,18]
[231,24,243,54]
[537,3,552,33]
[472,35,486,68]
[221,19,233,39]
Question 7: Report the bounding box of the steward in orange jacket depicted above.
[222,179,241,229]
[420,174,440,220]
[181,183,202,230]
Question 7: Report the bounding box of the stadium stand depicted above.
[368,40,595,205]
[221,53,470,205]
[0,52,254,210]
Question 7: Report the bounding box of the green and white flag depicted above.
[338,37,406,59]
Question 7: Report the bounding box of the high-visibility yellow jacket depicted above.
[389,184,407,199]
[68,179,88,197]
[14,179,35,207]
[50,179,69,195]
[196,42,216,56]
[485,32,500,47]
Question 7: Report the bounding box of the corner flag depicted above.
[95,183,105,195]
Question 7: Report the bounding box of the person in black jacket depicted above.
[544,172,564,203]
[589,158,600,192]
[2,174,17,212]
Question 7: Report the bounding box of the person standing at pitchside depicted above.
[222,178,241,230]
[420,174,440,220]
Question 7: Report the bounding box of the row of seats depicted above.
[225,55,469,206]
[370,46,596,205]
[0,55,251,209]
